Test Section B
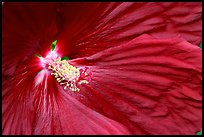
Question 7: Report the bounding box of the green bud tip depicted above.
[52,40,57,51]
[61,56,69,61]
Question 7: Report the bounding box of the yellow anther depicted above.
[48,66,52,70]
[78,80,89,84]
[58,73,62,77]
[48,56,89,92]
[57,78,61,82]
[60,82,66,85]
[52,67,56,71]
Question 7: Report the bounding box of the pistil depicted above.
[48,57,89,92]
[36,40,90,92]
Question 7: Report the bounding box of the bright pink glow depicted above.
[34,69,49,86]
[39,50,61,69]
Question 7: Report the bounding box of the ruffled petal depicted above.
[57,2,202,58]
[69,34,202,135]
[3,2,201,68]
[2,2,202,135]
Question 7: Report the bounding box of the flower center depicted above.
[47,57,90,92]
[36,40,90,92]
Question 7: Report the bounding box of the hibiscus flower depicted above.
[2,2,202,135]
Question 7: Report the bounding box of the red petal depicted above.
[2,2,58,75]
[2,2,202,135]
[69,34,202,134]
[3,57,130,135]
[32,75,129,135]
[3,2,201,65]
[57,2,202,58]
[2,57,41,135]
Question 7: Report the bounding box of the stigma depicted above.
[48,57,89,92]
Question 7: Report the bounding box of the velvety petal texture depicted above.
[2,2,202,65]
[2,2,58,76]
[2,2,202,135]
[2,57,129,135]
[69,34,202,135]
[57,2,202,59]
[3,57,40,134]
